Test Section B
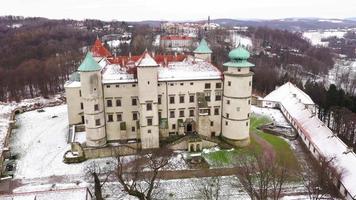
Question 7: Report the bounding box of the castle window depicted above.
[228,81,231,86]
[107,99,112,107]
[169,110,175,118]
[189,95,195,103]
[214,107,219,115]
[211,132,216,137]
[246,122,249,126]
[248,99,251,105]
[106,85,110,88]
[147,118,153,126]
[179,96,185,103]
[216,82,222,89]
[132,84,136,87]
[179,110,184,117]
[94,104,99,111]
[210,121,214,126]
[190,82,194,85]
[207,109,211,115]
[158,111,162,119]
[249,81,252,86]
[180,83,184,86]
[205,92,211,102]
[116,99,121,107]
[147,81,150,85]
[170,83,174,86]
[172,124,176,129]
[133,112,138,120]
[158,95,162,104]
[80,103,83,110]
[225,121,228,126]
[132,126,135,132]
[226,113,229,118]
[146,103,152,111]
[215,91,222,101]
[95,119,101,126]
[148,129,151,134]
[189,109,195,117]
[169,96,175,104]
[132,98,137,106]
[205,83,211,89]
[117,113,122,121]
[238,68,241,72]
[79,90,81,97]
[108,114,113,122]
[116,84,119,88]
[227,100,230,105]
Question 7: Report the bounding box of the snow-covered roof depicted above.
[158,57,221,81]
[135,51,159,67]
[102,64,136,84]
[264,82,314,105]
[276,86,356,197]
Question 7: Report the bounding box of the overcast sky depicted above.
[1,0,356,21]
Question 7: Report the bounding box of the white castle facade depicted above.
[65,38,255,150]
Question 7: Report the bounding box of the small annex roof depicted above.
[264,82,315,105]
[78,52,101,72]
[193,38,212,54]
[223,46,255,68]
[135,51,159,67]
[91,37,112,58]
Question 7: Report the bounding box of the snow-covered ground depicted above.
[251,105,291,128]
[230,31,252,48]
[10,105,114,179]
[326,59,356,94]
[303,30,346,46]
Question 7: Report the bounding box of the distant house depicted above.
[160,35,193,51]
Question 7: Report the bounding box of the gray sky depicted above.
[1,0,356,21]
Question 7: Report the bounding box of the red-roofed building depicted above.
[160,35,193,50]
[91,38,112,58]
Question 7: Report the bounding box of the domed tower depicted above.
[136,51,160,149]
[78,52,107,147]
[222,47,255,146]
[194,38,212,62]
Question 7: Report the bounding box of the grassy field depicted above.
[203,115,299,170]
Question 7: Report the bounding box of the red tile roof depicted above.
[91,38,112,58]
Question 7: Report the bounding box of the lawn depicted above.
[203,115,299,171]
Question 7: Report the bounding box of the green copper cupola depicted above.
[194,38,213,54]
[78,52,101,72]
[223,47,255,68]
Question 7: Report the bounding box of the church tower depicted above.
[78,53,107,147]
[136,51,160,149]
[194,38,212,62]
[222,47,255,146]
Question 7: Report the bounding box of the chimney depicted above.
[152,51,155,58]
[164,55,168,67]
[129,52,132,59]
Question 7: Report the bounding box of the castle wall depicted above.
[65,85,83,125]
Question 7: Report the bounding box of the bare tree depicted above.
[301,155,344,200]
[233,152,289,200]
[115,147,173,200]
[196,176,223,200]
[84,160,114,200]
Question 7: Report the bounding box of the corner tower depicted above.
[194,38,212,62]
[136,51,160,149]
[222,47,254,146]
[78,53,107,147]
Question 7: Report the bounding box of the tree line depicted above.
[0,18,96,101]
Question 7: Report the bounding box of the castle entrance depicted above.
[184,118,195,134]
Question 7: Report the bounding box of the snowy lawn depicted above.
[10,105,114,179]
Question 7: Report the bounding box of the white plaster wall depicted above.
[64,85,83,125]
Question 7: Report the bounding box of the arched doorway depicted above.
[184,118,195,134]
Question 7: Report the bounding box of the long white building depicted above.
[65,38,255,150]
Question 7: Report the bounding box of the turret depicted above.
[78,53,107,147]
[222,47,255,146]
[136,51,160,149]
[194,38,212,62]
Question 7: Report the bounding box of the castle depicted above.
[64,38,254,151]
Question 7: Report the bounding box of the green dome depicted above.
[228,47,250,60]
[78,52,101,72]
